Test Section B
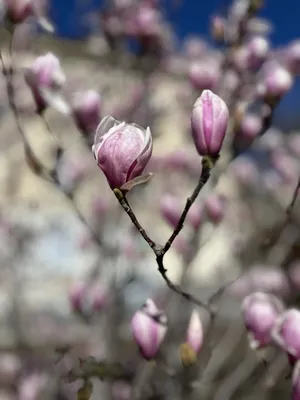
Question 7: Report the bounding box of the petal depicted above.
[97,123,144,188]
[94,116,120,145]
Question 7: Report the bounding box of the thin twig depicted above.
[161,155,217,256]
[113,189,157,250]
[114,156,217,313]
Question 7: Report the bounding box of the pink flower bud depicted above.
[5,0,33,24]
[24,53,66,113]
[242,292,284,349]
[187,203,203,231]
[173,235,191,258]
[89,283,108,312]
[188,62,219,91]
[163,150,203,176]
[72,90,101,138]
[239,113,262,141]
[186,310,203,354]
[131,299,167,360]
[231,47,250,71]
[262,62,293,98]
[91,196,110,218]
[69,281,108,316]
[204,193,227,224]
[160,195,181,228]
[230,156,259,187]
[93,116,152,190]
[191,90,229,157]
[160,195,203,231]
[292,360,300,400]
[272,309,300,358]
[247,36,269,67]
[56,155,89,195]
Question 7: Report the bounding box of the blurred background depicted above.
[0,0,300,399]
[49,0,300,129]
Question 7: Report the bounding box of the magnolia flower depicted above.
[5,0,33,23]
[191,90,229,157]
[93,116,153,190]
[242,292,284,350]
[160,195,203,230]
[72,90,102,139]
[272,308,300,358]
[131,299,167,360]
[186,310,203,354]
[24,53,67,114]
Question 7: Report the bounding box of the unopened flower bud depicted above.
[247,36,269,67]
[242,292,284,349]
[72,90,101,140]
[230,156,259,186]
[204,193,227,224]
[131,299,167,360]
[5,0,33,24]
[56,155,89,195]
[188,62,219,91]
[160,195,203,231]
[186,310,203,354]
[91,196,110,218]
[233,113,262,153]
[272,309,300,358]
[93,116,152,190]
[160,195,181,228]
[191,90,229,157]
[164,150,203,176]
[69,281,107,317]
[262,62,293,100]
[173,235,191,257]
[24,53,66,113]
[240,113,262,140]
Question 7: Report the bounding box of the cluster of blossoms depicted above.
[2,0,300,399]
[242,293,300,399]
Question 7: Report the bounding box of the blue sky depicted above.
[50,0,300,128]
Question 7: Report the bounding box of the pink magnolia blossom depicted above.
[242,292,284,349]
[72,90,102,138]
[24,53,66,113]
[186,310,203,354]
[191,90,229,157]
[93,116,153,190]
[272,308,300,358]
[131,299,167,360]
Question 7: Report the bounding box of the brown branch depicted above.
[114,156,217,313]
[114,189,157,250]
